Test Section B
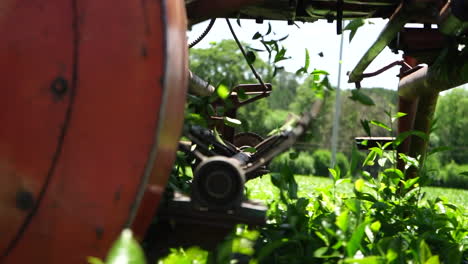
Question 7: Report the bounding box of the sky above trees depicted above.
[188,18,404,90]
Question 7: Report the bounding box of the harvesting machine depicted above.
[0,0,466,262]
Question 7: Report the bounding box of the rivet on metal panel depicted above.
[15,190,35,211]
[141,44,148,58]
[50,77,68,98]
[114,189,122,202]
[95,227,104,240]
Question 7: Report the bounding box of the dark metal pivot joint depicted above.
[191,156,245,211]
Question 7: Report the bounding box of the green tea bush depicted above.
[422,156,468,189]
[269,150,315,175]
[438,161,468,189]
[159,118,468,263]
[312,149,349,177]
[312,149,331,176]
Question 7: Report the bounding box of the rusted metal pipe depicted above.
[397,96,419,171]
[397,52,468,178]
[347,0,449,84]
[398,64,468,100]
[188,71,215,96]
[406,93,439,178]
[396,56,419,173]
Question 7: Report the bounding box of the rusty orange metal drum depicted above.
[0,0,187,262]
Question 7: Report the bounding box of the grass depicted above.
[246,174,468,208]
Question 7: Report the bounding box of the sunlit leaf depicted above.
[344,256,386,263]
[363,150,377,167]
[419,240,432,264]
[304,48,310,72]
[336,178,351,186]
[274,47,288,63]
[313,247,329,258]
[398,153,420,169]
[384,168,404,181]
[403,177,419,190]
[328,168,338,181]
[243,147,256,153]
[105,229,146,264]
[345,198,361,214]
[355,179,365,192]
[216,84,230,100]
[223,116,242,127]
[392,112,407,123]
[370,221,381,232]
[87,257,105,264]
[336,209,349,232]
[213,127,226,146]
[311,69,329,75]
[346,221,367,256]
[370,120,391,131]
[425,256,440,264]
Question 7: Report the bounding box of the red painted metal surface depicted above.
[0,0,74,255]
[0,0,187,263]
[397,56,419,173]
[132,0,189,239]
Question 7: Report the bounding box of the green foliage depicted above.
[343,18,365,42]
[269,150,315,175]
[433,88,468,165]
[164,110,467,263]
[425,160,468,189]
[312,149,331,176]
[158,247,208,264]
[312,149,349,177]
[89,229,146,264]
[256,138,466,263]
[190,40,270,88]
[349,89,375,106]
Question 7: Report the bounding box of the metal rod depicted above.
[361,60,406,78]
[225,18,268,91]
[188,71,216,96]
[245,100,323,173]
[330,20,345,171]
[348,3,410,83]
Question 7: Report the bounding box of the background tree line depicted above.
[190,39,468,189]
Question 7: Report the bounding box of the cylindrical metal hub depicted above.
[192,156,245,211]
